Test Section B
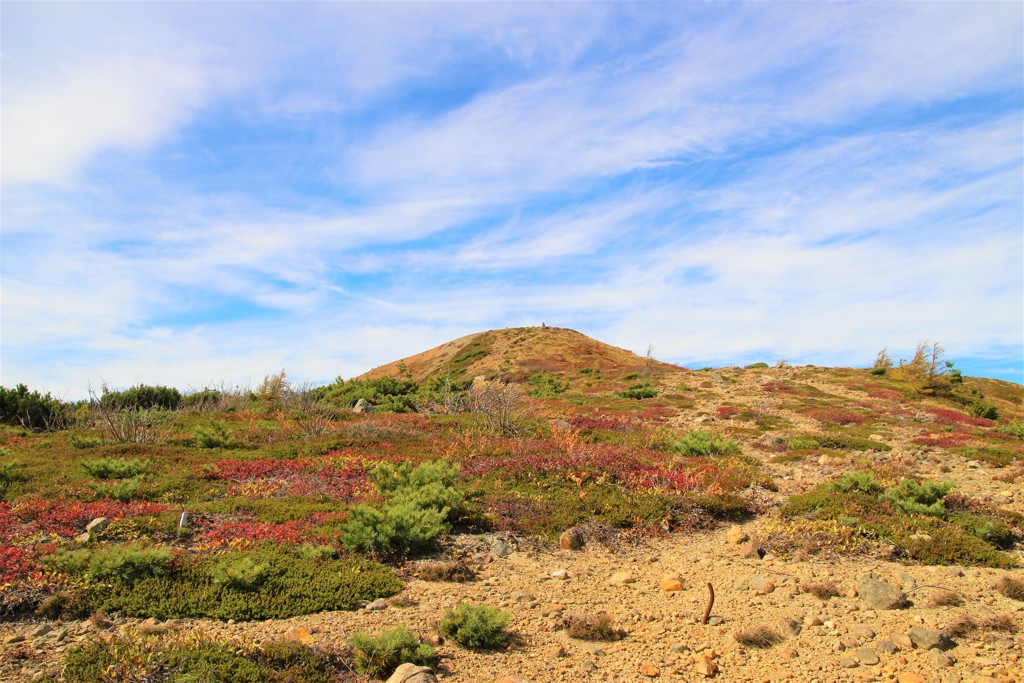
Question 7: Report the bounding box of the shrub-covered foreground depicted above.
[45,545,401,621]
[777,471,1021,568]
[62,630,351,682]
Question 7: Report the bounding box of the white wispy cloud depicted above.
[1,1,1020,396]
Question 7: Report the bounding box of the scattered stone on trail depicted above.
[4,634,26,645]
[889,633,913,650]
[850,625,875,640]
[907,626,951,651]
[838,656,858,668]
[726,525,748,544]
[560,528,585,551]
[30,625,51,638]
[609,571,636,586]
[927,650,954,667]
[750,576,775,594]
[641,661,660,677]
[777,618,801,636]
[282,626,313,645]
[855,648,880,665]
[550,568,569,580]
[365,598,389,611]
[858,574,908,610]
[85,517,109,534]
[739,537,763,560]
[581,661,599,673]
[875,639,900,654]
[660,578,683,592]
[490,537,513,558]
[549,644,567,658]
[74,532,91,544]
[896,673,927,683]
[352,398,374,413]
[496,678,531,683]
[385,663,436,683]
[692,654,718,677]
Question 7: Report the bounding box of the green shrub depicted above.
[67,549,401,621]
[209,556,273,591]
[438,603,510,649]
[881,479,952,516]
[527,372,570,397]
[44,549,94,576]
[959,447,1021,468]
[673,430,741,457]
[0,384,70,431]
[63,632,344,682]
[101,384,182,411]
[86,545,172,583]
[617,383,657,399]
[745,362,770,369]
[996,421,1024,439]
[81,457,151,479]
[195,422,234,449]
[0,459,24,498]
[343,460,468,557]
[181,388,224,409]
[349,627,437,677]
[949,513,1015,548]
[296,544,337,561]
[70,434,102,449]
[312,375,420,411]
[829,471,884,496]
[967,401,999,420]
[342,501,450,556]
[787,437,820,450]
[88,477,144,502]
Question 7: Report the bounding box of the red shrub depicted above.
[715,406,739,420]
[924,407,992,428]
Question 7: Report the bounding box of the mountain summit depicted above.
[359,326,679,383]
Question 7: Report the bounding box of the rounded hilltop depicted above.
[359,326,681,384]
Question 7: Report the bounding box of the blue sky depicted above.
[2,1,1022,398]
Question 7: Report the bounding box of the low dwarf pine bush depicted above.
[438,603,510,649]
[349,627,437,677]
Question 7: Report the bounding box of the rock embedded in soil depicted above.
[385,664,436,683]
[858,574,909,610]
[907,626,951,651]
[560,528,585,550]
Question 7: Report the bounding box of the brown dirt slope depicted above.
[359,326,681,383]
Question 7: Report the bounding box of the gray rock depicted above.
[85,517,109,534]
[30,624,52,638]
[74,532,92,544]
[365,598,389,611]
[490,537,513,558]
[928,650,954,667]
[353,398,374,414]
[750,576,775,594]
[777,618,802,636]
[908,626,951,651]
[385,663,436,683]
[856,648,880,665]
[838,656,858,668]
[858,574,908,610]
[850,625,876,640]
[875,639,899,654]
[550,568,569,580]
[739,537,763,559]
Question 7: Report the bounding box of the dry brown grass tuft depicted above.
[417,561,476,583]
[734,626,785,648]
[995,575,1024,601]
[802,581,841,600]
[561,613,625,642]
[928,591,965,608]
